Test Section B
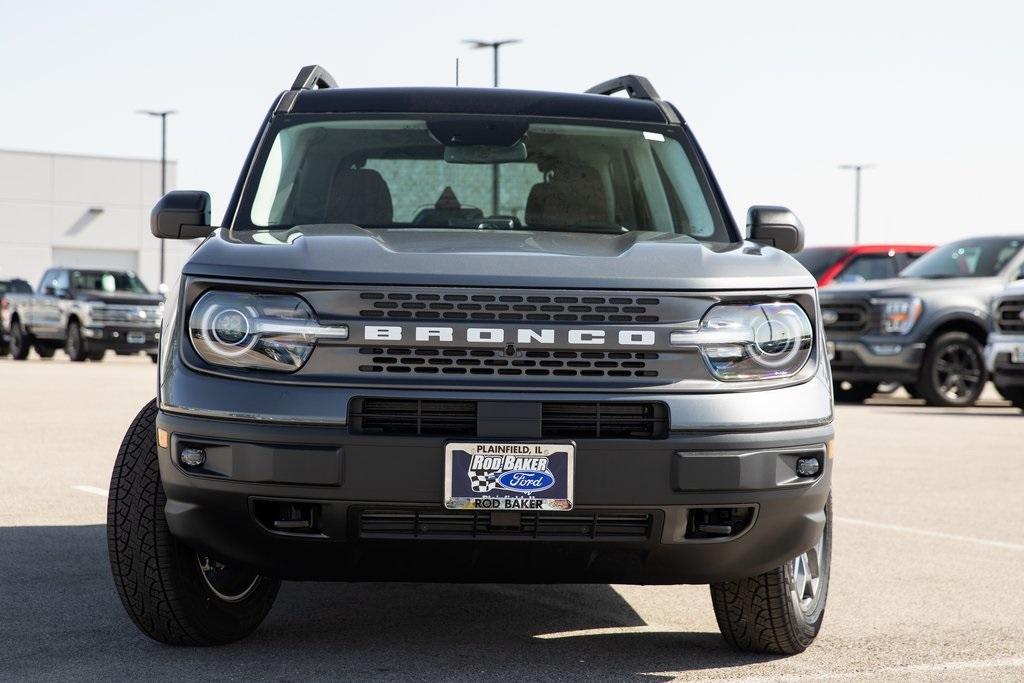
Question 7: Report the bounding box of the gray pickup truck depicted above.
[4,266,163,361]
[106,66,834,654]
[820,235,1024,406]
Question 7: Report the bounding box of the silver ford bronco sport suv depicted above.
[107,66,834,653]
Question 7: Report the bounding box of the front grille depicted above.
[822,302,869,333]
[995,299,1024,333]
[89,304,162,325]
[358,291,661,323]
[357,347,659,378]
[349,398,477,437]
[358,509,655,540]
[349,398,669,439]
[541,402,668,439]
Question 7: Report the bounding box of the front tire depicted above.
[107,400,280,645]
[65,320,88,362]
[918,332,986,407]
[710,495,832,655]
[832,381,878,404]
[9,320,31,360]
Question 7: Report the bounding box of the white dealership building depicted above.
[0,148,197,291]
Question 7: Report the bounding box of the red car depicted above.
[795,244,934,287]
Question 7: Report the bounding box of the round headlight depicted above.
[189,291,317,372]
[692,302,813,381]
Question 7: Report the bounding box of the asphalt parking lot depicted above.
[1,355,1022,682]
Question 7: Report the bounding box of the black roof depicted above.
[288,87,672,124]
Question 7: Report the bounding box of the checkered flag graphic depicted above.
[469,469,499,493]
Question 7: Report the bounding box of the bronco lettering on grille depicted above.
[363,326,658,346]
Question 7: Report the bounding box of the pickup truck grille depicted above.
[995,299,1024,333]
[89,304,162,325]
[821,302,870,333]
[349,398,669,439]
[358,292,661,323]
[357,347,660,378]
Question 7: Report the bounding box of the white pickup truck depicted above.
[3,266,163,362]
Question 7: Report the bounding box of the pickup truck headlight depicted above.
[188,291,347,372]
[671,302,813,381]
[872,297,922,335]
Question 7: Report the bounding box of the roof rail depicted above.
[291,64,337,91]
[276,64,337,113]
[585,74,680,124]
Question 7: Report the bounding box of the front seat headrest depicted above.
[324,168,393,225]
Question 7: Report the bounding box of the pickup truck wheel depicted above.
[832,381,877,404]
[919,332,987,407]
[88,350,106,361]
[107,399,280,645]
[710,494,832,655]
[9,320,31,360]
[65,320,88,362]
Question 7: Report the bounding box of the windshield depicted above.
[243,118,730,241]
[793,248,847,278]
[71,270,149,293]
[900,237,1023,279]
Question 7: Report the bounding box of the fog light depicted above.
[180,447,206,467]
[796,457,821,477]
[869,343,903,356]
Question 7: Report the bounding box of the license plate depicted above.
[1012,345,1024,364]
[825,340,836,361]
[127,332,146,344]
[444,442,574,511]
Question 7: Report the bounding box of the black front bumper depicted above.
[84,326,159,353]
[156,409,832,585]
[828,337,926,384]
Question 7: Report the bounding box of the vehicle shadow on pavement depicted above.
[0,525,780,681]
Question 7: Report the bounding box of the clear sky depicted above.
[2,0,1022,246]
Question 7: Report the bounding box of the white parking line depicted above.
[72,485,108,498]
[674,656,1024,682]
[838,516,1024,551]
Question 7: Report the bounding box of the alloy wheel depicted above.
[933,343,983,402]
[789,531,824,613]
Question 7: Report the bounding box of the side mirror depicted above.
[747,206,805,254]
[152,191,213,240]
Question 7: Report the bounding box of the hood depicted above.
[183,225,815,291]
[820,276,1003,300]
[77,291,164,306]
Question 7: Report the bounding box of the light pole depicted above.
[137,109,177,288]
[463,39,521,214]
[839,164,873,244]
